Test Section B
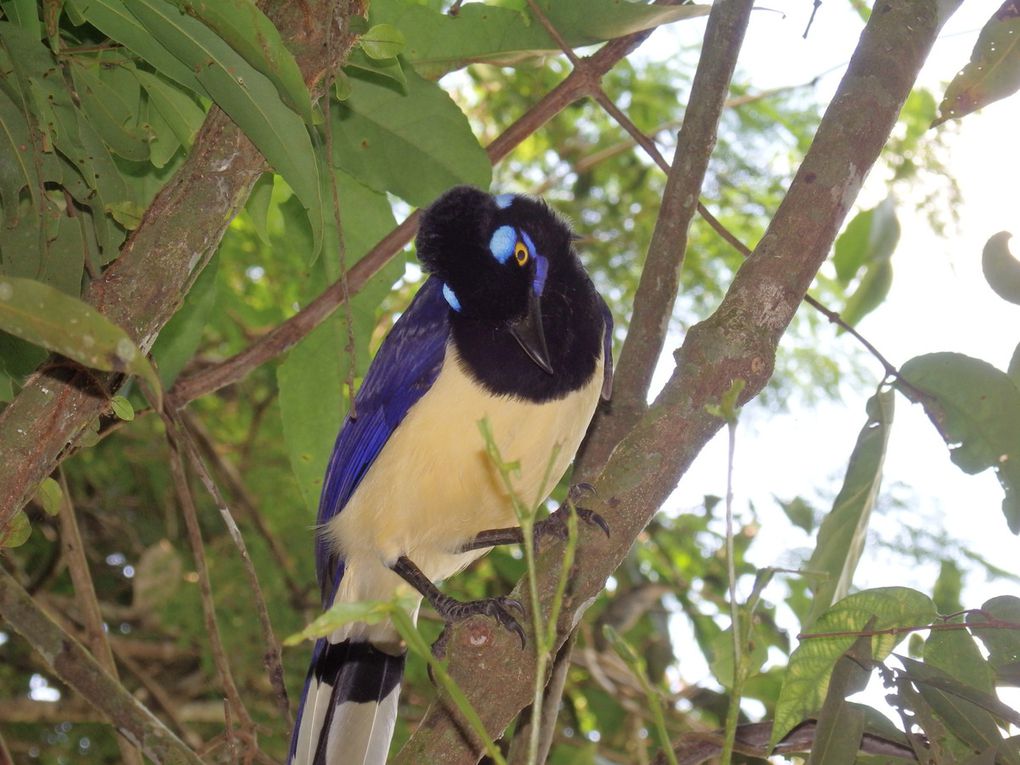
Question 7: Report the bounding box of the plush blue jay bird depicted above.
[289,186,613,765]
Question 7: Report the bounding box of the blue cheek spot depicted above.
[494,193,515,209]
[489,225,516,263]
[442,283,462,312]
[533,254,549,297]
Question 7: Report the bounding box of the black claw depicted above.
[569,482,597,501]
[576,507,611,538]
[436,596,527,649]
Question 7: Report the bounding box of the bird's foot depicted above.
[433,593,526,649]
[391,555,526,649]
[533,488,610,550]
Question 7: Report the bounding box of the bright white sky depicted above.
[639,0,1020,733]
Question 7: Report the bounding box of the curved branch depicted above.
[394,2,960,762]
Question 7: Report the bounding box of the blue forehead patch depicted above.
[494,193,515,209]
[489,225,516,263]
[442,283,461,312]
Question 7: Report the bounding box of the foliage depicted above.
[0,1,1019,764]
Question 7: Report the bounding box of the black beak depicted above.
[509,292,553,375]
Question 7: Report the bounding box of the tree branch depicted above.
[395,2,960,762]
[0,568,204,765]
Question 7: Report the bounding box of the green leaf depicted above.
[1,0,41,35]
[899,352,1020,533]
[708,625,767,689]
[69,59,151,162]
[244,173,274,245]
[371,0,710,78]
[65,0,204,94]
[345,48,406,88]
[33,476,63,516]
[982,231,1020,305]
[0,276,162,405]
[934,6,1020,126]
[133,68,205,149]
[164,0,314,123]
[150,253,218,387]
[110,394,135,421]
[0,509,31,548]
[834,198,899,284]
[771,587,936,748]
[284,596,416,645]
[1009,342,1020,389]
[359,23,405,60]
[967,596,1020,684]
[777,495,816,534]
[804,390,893,628]
[899,653,1020,760]
[332,66,490,207]
[0,79,41,227]
[805,634,872,765]
[125,0,323,253]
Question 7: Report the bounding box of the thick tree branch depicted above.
[0,0,365,531]
[395,2,960,762]
[0,568,204,765]
[576,0,754,476]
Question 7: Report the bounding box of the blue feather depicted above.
[314,277,451,606]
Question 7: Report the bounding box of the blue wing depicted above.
[315,276,451,605]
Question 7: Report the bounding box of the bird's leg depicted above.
[459,483,610,554]
[391,555,526,648]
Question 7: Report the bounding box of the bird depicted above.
[288,185,614,765]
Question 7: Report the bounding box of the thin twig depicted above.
[181,409,306,606]
[57,471,144,765]
[168,411,292,726]
[163,415,257,755]
[798,618,1020,641]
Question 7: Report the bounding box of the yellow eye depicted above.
[514,240,529,266]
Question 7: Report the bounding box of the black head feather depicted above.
[415,186,605,402]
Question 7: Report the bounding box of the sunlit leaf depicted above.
[804,390,893,628]
[834,198,900,285]
[805,634,872,765]
[0,276,162,405]
[371,0,710,78]
[284,597,416,645]
[982,231,1020,305]
[899,352,1020,533]
[967,595,1020,686]
[900,652,1020,760]
[771,587,936,748]
[934,1,1020,126]
[109,394,135,421]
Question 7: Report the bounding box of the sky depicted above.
[641,0,1020,733]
